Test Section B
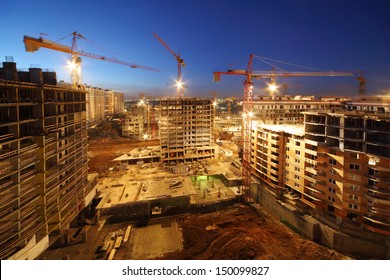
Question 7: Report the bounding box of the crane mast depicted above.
[214,54,354,203]
[23,32,158,87]
[153,32,185,97]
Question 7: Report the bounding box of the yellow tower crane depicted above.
[153,32,185,98]
[23,31,158,88]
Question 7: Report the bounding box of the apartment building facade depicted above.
[0,60,96,259]
[113,92,124,115]
[302,109,390,235]
[251,101,390,236]
[104,90,124,116]
[159,98,216,165]
[85,86,105,126]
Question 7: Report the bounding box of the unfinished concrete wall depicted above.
[256,186,319,241]
[255,183,390,259]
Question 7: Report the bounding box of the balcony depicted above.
[20,156,37,168]
[0,179,15,193]
[364,193,390,206]
[304,157,317,165]
[0,149,17,160]
[305,167,317,175]
[305,149,317,157]
[304,174,317,184]
[0,164,16,178]
[19,143,38,154]
[20,169,36,180]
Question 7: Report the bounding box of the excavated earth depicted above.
[159,204,348,260]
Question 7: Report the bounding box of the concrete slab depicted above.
[127,219,182,259]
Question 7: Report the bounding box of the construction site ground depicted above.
[38,137,349,260]
[87,138,160,173]
[39,204,347,260]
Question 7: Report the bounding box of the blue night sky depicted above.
[1,0,389,99]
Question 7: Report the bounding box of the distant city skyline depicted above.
[1,0,389,98]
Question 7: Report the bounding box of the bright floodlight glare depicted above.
[143,134,148,140]
[176,80,183,88]
[268,83,277,93]
[213,101,217,106]
[243,112,254,119]
[67,60,76,70]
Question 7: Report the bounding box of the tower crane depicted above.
[357,71,366,96]
[214,54,354,202]
[225,97,237,120]
[153,32,185,98]
[23,31,158,87]
[210,91,218,140]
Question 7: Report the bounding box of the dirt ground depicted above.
[159,204,347,260]
[87,138,159,172]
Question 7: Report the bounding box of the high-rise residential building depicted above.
[251,96,390,235]
[113,92,124,115]
[104,90,124,116]
[0,60,97,259]
[85,86,105,126]
[302,108,390,234]
[159,98,216,166]
[104,90,114,116]
[251,124,305,196]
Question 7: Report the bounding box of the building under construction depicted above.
[250,96,390,256]
[252,95,352,125]
[0,59,97,260]
[159,98,217,168]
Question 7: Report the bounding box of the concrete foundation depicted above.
[254,183,390,259]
